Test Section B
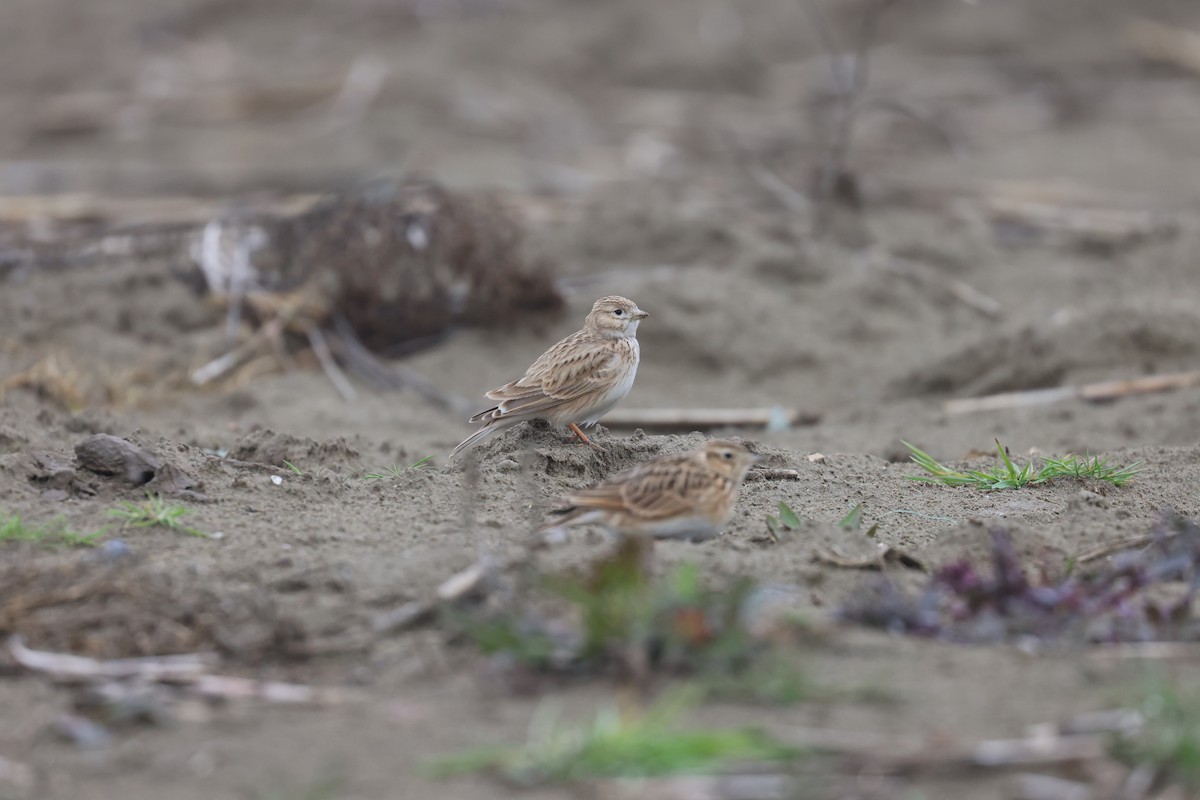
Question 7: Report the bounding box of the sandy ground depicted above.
[4,0,1200,797]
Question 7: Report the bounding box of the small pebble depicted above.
[89,539,133,563]
[54,714,114,750]
[270,475,283,485]
[807,453,826,463]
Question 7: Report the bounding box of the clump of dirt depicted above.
[187,178,566,354]
[226,428,363,471]
[0,556,307,661]
[462,422,706,486]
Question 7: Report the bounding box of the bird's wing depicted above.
[482,332,620,417]
[563,454,711,521]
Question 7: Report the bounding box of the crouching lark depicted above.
[544,440,762,541]
[449,295,647,459]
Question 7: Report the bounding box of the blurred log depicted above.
[1129,19,1200,75]
[6,635,217,681]
[944,370,1200,415]
[601,407,818,431]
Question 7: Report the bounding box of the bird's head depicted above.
[584,295,648,338]
[702,439,763,481]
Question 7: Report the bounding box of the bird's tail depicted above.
[448,423,501,460]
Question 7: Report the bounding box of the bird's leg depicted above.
[568,422,607,452]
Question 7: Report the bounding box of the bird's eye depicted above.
[723,451,734,460]
[613,308,624,316]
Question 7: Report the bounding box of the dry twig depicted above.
[1129,19,1200,75]
[601,407,817,431]
[746,468,802,481]
[945,370,1200,415]
[1076,535,1156,564]
[6,635,217,681]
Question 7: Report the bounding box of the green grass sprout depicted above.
[363,455,435,480]
[429,692,798,785]
[1113,678,1200,792]
[107,495,208,537]
[838,503,863,531]
[0,512,105,548]
[766,502,801,539]
[903,440,1142,491]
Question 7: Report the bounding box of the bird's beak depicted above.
[632,308,649,320]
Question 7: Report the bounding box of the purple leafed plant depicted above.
[839,510,1200,645]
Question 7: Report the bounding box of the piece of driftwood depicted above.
[6,635,217,681]
[789,705,1142,768]
[24,79,361,139]
[1129,19,1200,76]
[944,370,1200,415]
[1012,773,1094,800]
[978,196,1177,249]
[601,407,818,431]
[7,635,358,707]
[0,192,318,228]
[745,468,801,481]
[590,771,792,800]
[170,674,361,705]
[1087,642,1200,661]
[1076,534,1156,564]
[841,733,1108,777]
[813,546,924,572]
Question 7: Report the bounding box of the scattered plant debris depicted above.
[186,179,564,405]
[839,511,1200,645]
[450,538,788,684]
[904,439,1142,490]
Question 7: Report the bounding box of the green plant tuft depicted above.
[0,512,105,548]
[1113,678,1200,792]
[429,692,798,785]
[766,501,802,539]
[107,495,208,537]
[903,440,1142,491]
[363,455,434,480]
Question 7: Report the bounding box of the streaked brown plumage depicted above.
[449,296,647,459]
[544,440,762,540]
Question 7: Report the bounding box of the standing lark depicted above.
[449,296,648,459]
[543,440,762,541]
